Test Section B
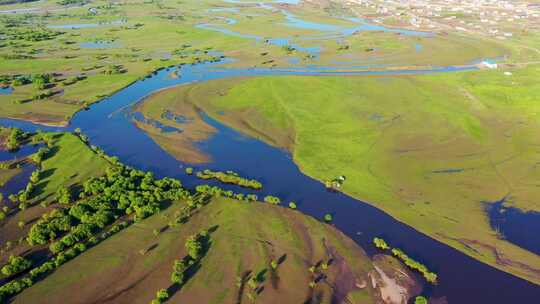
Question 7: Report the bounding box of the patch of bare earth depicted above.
[371,255,421,304]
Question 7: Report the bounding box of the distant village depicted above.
[339,0,540,40]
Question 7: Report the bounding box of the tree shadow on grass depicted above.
[42,145,59,162]
[166,225,219,300]
[30,168,55,199]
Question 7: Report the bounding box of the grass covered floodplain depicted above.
[0,129,422,304]
[0,0,294,125]
[136,64,540,285]
[0,0,513,126]
[14,195,421,304]
[0,131,108,264]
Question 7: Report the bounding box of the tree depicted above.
[6,128,24,151]
[373,237,390,250]
[263,195,281,205]
[56,187,72,204]
[288,202,297,209]
[156,289,169,302]
[1,255,32,276]
[32,74,51,90]
[171,259,186,284]
[185,235,203,260]
[324,214,333,222]
[30,170,40,183]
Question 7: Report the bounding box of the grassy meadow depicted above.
[14,196,419,304]
[0,0,514,126]
[0,132,108,263]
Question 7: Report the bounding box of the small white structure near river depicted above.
[480,60,498,69]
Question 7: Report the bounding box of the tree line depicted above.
[372,237,438,284]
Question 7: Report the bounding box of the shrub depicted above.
[373,237,390,250]
[415,296,428,304]
[324,214,333,222]
[1,255,32,277]
[263,195,281,205]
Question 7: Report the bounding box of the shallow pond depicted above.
[487,199,540,256]
[0,162,36,202]
[0,87,13,95]
[79,40,120,49]
[0,144,39,162]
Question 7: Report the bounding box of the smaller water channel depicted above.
[486,199,540,256]
[201,0,433,63]
[0,145,39,205]
[0,162,36,203]
[79,40,120,49]
[0,87,13,95]
[0,144,39,162]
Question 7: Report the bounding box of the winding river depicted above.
[2,61,540,303]
[1,1,540,302]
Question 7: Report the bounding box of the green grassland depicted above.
[2,0,540,291]
[0,0,290,125]
[1,129,421,304]
[135,64,540,285]
[0,0,514,126]
[0,132,108,266]
[14,196,420,304]
[34,132,109,202]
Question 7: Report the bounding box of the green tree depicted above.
[185,235,203,260]
[156,289,169,302]
[171,259,186,284]
[415,296,428,304]
[373,237,390,250]
[56,187,72,204]
[1,255,32,276]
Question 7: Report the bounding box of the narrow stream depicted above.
[1,62,540,303]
